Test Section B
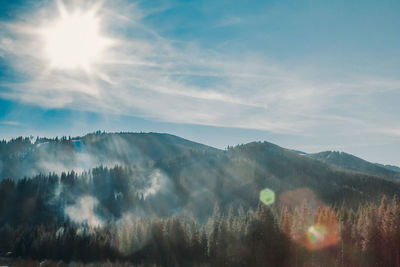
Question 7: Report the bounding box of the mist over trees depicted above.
[1,132,399,210]
[1,192,400,266]
[1,132,400,266]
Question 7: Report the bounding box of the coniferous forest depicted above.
[1,133,400,266]
[1,175,400,266]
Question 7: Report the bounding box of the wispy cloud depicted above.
[0,120,21,126]
[0,0,399,139]
[213,16,243,28]
[374,128,400,137]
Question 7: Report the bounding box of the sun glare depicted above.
[41,2,111,71]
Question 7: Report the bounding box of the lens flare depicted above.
[303,221,338,250]
[279,188,339,250]
[307,225,326,244]
[279,188,321,211]
[260,188,275,205]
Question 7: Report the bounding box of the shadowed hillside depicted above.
[0,132,218,180]
[307,151,400,179]
[1,132,400,225]
[1,132,400,266]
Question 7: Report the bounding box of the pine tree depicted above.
[207,202,221,262]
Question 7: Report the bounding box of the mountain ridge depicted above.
[306,150,400,179]
[0,131,399,220]
[1,131,399,180]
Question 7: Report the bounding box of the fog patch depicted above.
[34,139,123,176]
[53,180,62,199]
[115,212,151,255]
[37,160,77,175]
[73,139,125,173]
[73,140,93,171]
[56,227,64,238]
[139,169,166,199]
[65,195,103,227]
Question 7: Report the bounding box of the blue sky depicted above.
[0,0,399,165]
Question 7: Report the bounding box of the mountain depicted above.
[1,132,400,266]
[375,163,400,173]
[0,132,217,180]
[225,142,400,205]
[1,132,400,226]
[307,150,400,179]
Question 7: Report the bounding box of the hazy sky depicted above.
[0,0,399,165]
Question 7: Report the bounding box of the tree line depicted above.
[1,192,400,266]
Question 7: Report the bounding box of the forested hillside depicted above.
[308,151,400,179]
[1,195,400,266]
[1,132,400,266]
[0,132,216,180]
[1,132,399,211]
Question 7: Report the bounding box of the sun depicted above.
[40,1,112,71]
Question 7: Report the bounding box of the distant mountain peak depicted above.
[308,150,400,179]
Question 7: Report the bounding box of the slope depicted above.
[307,151,400,179]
